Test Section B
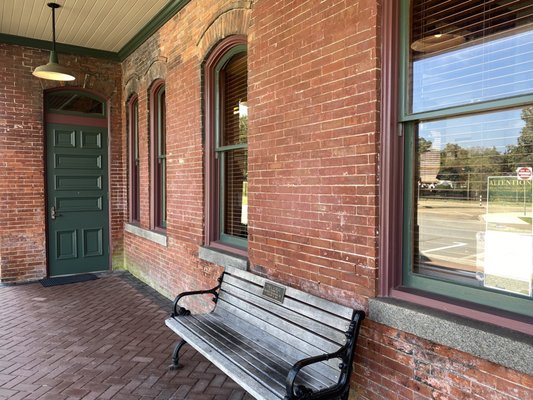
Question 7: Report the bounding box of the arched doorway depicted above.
[44,89,110,276]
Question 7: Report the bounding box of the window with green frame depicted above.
[204,36,248,252]
[400,0,533,317]
[151,81,166,230]
[128,94,140,224]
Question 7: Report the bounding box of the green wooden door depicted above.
[46,123,109,276]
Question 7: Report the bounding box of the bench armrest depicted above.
[285,310,365,400]
[171,272,224,317]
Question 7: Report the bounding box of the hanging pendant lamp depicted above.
[33,3,75,81]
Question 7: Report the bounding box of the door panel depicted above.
[47,123,109,276]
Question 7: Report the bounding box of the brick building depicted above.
[1,0,532,399]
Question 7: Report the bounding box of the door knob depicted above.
[51,206,58,220]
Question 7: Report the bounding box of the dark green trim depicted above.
[400,94,533,123]
[216,143,248,152]
[398,0,410,118]
[220,233,248,249]
[399,0,533,317]
[117,0,190,60]
[156,86,167,228]
[0,33,120,61]
[402,123,415,287]
[402,120,533,317]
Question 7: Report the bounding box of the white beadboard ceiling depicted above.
[0,0,172,53]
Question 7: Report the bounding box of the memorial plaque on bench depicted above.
[262,281,286,303]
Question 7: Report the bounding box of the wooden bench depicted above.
[165,266,365,400]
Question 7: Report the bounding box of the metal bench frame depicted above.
[166,267,365,400]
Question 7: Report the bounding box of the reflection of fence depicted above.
[419,177,533,202]
[419,188,467,200]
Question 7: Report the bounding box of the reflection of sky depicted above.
[413,30,533,113]
[419,109,525,151]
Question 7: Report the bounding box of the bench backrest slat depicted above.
[219,280,348,346]
[223,273,351,332]
[225,266,353,320]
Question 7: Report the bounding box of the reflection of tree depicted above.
[437,143,469,182]
[506,107,533,171]
[418,137,432,153]
[417,107,533,199]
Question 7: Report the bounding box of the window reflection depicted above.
[415,107,533,297]
[46,92,104,115]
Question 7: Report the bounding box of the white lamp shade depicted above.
[33,51,76,81]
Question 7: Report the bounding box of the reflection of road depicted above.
[417,200,486,271]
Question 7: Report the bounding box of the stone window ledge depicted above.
[369,298,532,375]
[199,246,248,270]
[125,223,167,247]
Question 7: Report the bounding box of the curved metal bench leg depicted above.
[339,385,350,400]
[169,339,187,370]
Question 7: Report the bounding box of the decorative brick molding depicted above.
[197,8,251,60]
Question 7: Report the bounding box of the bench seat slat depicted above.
[166,315,338,400]
[225,266,353,319]
[180,316,287,395]
[222,274,351,332]
[166,317,282,400]
[209,310,340,383]
[194,314,336,391]
[219,283,347,345]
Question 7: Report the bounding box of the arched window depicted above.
[150,81,166,230]
[204,36,248,252]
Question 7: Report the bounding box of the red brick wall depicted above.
[247,0,380,311]
[121,0,253,299]
[0,43,123,282]
[354,321,532,400]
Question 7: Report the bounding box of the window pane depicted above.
[415,107,533,298]
[47,92,104,115]
[130,98,140,223]
[223,148,248,239]
[157,88,166,228]
[410,0,533,113]
[218,49,248,245]
[222,52,248,147]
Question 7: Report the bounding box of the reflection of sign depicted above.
[262,282,286,303]
[241,181,248,225]
[483,231,532,296]
[517,167,532,181]
[487,176,532,203]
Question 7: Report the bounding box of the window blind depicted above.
[411,0,533,113]
[220,52,248,240]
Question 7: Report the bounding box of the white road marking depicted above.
[424,242,467,253]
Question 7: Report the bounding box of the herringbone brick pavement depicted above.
[0,272,255,400]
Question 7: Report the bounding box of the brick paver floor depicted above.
[0,272,255,400]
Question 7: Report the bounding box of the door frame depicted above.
[43,87,112,277]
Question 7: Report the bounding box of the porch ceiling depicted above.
[0,0,187,60]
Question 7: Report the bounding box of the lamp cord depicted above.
[51,5,56,53]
